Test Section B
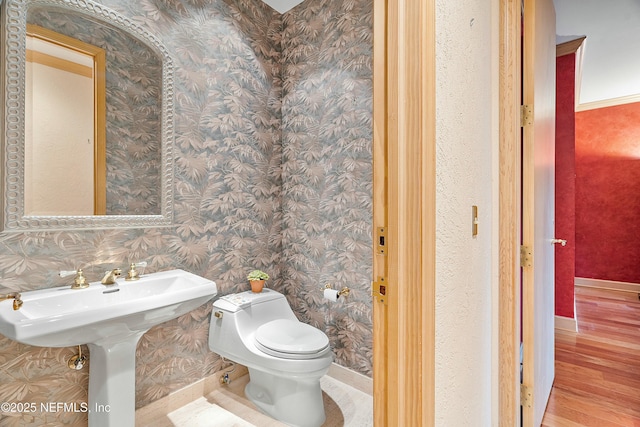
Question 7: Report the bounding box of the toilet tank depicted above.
[209,289,297,354]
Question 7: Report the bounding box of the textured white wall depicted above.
[435,0,498,425]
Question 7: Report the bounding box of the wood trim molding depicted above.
[498,0,522,425]
[27,23,101,55]
[576,93,640,111]
[558,36,586,108]
[421,152,436,412]
[94,47,107,215]
[575,277,640,293]
[26,49,93,77]
[373,0,435,425]
[574,40,585,112]
[558,37,640,112]
[327,363,373,396]
[421,0,436,424]
[372,0,388,422]
[554,315,578,332]
[556,36,585,57]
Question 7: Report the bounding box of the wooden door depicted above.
[521,0,556,425]
[372,0,435,425]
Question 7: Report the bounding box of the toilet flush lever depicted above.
[214,311,223,319]
[551,238,567,246]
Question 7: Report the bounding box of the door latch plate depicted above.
[372,277,388,305]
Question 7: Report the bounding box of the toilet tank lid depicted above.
[213,289,283,312]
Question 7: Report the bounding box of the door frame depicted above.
[498,0,524,425]
[373,0,527,424]
[372,0,435,424]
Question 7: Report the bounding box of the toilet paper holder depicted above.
[323,283,351,298]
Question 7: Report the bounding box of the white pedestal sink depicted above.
[0,269,217,427]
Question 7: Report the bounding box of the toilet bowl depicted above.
[208,289,333,427]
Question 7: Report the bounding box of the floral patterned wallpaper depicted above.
[0,0,372,425]
[280,0,373,374]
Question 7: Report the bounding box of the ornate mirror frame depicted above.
[1,0,175,231]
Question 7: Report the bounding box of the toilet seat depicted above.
[254,319,330,360]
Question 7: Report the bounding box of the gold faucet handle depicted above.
[60,269,89,289]
[125,261,147,281]
[126,263,140,281]
[0,292,23,310]
[72,269,89,289]
[59,269,79,278]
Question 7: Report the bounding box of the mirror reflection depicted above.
[26,24,106,215]
[26,6,163,216]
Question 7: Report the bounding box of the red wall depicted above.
[575,102,640,283]
[555,53,576,318]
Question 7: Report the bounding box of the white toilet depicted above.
[208,288,333,427]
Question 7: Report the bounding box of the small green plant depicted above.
[247,269,269,281]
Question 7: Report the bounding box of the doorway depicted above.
[499,0,557,425]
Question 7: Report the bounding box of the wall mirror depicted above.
[1,0,175,231]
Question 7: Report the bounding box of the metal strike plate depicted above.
[376,227,387,255]
[520,245,532,268]
[372,277,388,305]
[472,205,479,236]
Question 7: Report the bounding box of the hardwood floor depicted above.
[542,286,640,426]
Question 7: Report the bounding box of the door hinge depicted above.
[520,383,532,408]
[520,104,533,127]
[376,226,387,255]
[520,245,532,268]
[372,276,388,305]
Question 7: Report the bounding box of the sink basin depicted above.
[0,268,217,427]
[0,268,217,347]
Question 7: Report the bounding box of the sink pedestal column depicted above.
[87,332,146,427]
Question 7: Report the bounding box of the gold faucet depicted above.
[59,269,89,290]
[101,268,122,285]
[125,261,147,281]
[0,292,23,310]
[125,263,140,281]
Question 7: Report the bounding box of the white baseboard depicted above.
[328,363,373,396]
[575,277,640,293]
[554,315,577,332]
